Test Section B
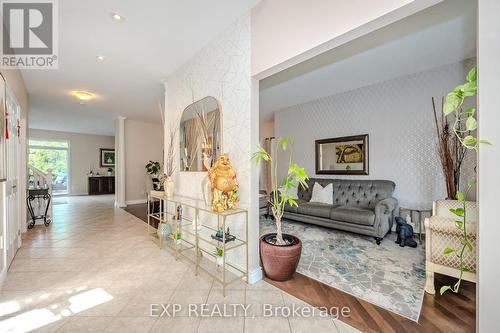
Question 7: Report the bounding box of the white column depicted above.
[478,0,500,331]
[115,116,126,208]
[248,78,263,283]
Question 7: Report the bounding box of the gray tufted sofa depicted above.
[282,178,398,244]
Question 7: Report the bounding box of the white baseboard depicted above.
[248,266,263,284]
[68,192,89,196]
[115,201,127,208]
[125,199,147,205]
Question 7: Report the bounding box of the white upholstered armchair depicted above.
[424,199,477,294]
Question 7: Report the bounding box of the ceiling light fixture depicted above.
[111,12,124,21]
[71,91,95,101]
[96,55,105,61]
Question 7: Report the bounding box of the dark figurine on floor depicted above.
[395,216,417,248]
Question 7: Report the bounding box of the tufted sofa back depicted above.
[297,178,395,209]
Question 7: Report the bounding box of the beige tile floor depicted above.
[0,195,361,333]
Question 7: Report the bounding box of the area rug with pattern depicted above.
[260,217,426,321]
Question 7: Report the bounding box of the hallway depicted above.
[0,196,354,333]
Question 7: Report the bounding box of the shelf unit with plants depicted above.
[147,192,248,296]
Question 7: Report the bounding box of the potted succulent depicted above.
[215,245,224,266]
[173,231,182,245]
[252,137,308,281]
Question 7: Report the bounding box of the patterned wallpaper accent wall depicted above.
[166,14,252,269]
[275,59,476,208]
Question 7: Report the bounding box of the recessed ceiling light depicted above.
[111,12,124,21]
[71,90,95,101]
[96,55,105,61]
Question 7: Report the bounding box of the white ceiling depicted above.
[24,0,260,136]
[259,0,476,122]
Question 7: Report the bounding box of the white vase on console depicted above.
[201,175,211,207]
[164,177,175,198]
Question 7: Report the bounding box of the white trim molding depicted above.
[115,116,126,208]
[478,0,500,330]
[247,266,263,284]
[125,199,147,205]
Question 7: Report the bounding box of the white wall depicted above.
[124,120,163,204]
[274,60,476,208]
[478,0,500,330]
[166,13,260,280]
[28,129,115,195]
[251,0,442,78]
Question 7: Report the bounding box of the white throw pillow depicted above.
[278,186,298,199]
[309,182,333,205]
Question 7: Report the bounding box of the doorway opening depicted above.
[28,139,70,195]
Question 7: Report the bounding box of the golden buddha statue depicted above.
[208,154,239,213]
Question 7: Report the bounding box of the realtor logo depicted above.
[1,0,58,69]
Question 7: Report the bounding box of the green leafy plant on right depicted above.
[440,67,491,295]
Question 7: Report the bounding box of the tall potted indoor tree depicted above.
[252,137,308,281]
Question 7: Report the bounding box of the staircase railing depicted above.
[27,165,53,224]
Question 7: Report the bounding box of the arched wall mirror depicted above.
[179,96,222,172]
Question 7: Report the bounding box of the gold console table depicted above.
[147,192,248,296]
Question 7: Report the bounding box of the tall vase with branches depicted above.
[164,125,177,197]
[432,97,468,199]
[440,67,491,294]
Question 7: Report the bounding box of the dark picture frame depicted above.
[315,134,369,175]
[100,148,115,167]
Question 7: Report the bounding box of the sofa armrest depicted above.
[373,197,398,237]
[375,197,398,216]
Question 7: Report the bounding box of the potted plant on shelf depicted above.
[145,160,161,190]
[438,66,491,294]
[173,231,182,245]
[252,137,308,281]
[215,245,224,266]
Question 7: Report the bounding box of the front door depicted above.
[5,87,21,266]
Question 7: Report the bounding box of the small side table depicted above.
[399,207,431,244]
[27,188,52,229]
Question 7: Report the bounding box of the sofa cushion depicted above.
[284,205,298,214]
[330,206,375,226]
[259,194,268,209]
[297,202,335,219]
[298,178,395,209]
[285,200,308,214]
